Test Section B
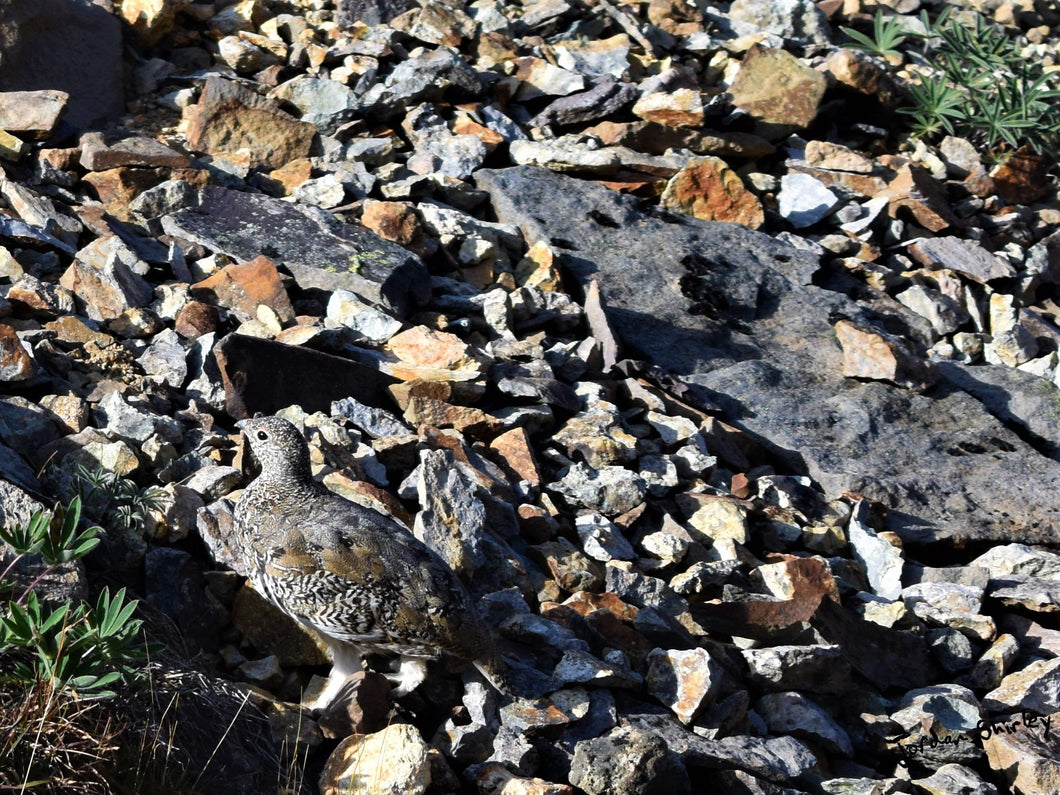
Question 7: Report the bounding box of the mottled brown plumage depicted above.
[233,416,498,705]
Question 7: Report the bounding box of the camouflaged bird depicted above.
[233,416,501,707]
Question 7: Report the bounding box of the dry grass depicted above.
[0,664,301,795]
[0,680,119,794]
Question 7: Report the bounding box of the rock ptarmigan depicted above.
[233,416,501,707]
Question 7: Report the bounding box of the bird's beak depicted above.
[235,419,248,431]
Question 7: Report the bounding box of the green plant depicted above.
[840,11,912,59]
[0,498,101,600]
[72,464,166,536]
[0,499,148,698]
[899,9,1060,159]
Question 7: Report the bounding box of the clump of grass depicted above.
[0,678,120,794]
[842,9,1060,163]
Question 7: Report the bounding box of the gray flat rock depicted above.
[163,185,430,316]
[475,165,1060,546]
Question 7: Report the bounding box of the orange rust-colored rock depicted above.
[991,146,1052,205]
[661,157,764,229]
[191,255,296,325]
[489,427,542,487]
[0,323,34,381]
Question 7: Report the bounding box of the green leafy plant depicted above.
[842,9,1060,163]
[899,9,1060,160]
[0,500,148,698]
[840,11,912,59]
[72,463,166,536]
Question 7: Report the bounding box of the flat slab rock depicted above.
[476,166,1060,546]
[163,186,430,316]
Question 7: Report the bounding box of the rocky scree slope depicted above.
[0,0,1058,793]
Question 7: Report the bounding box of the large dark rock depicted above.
[476,166,1060,547]
[0,0,124,133]
[214,333,395,419]
[163,186,431,317]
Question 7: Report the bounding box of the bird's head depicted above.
[237,416,313,484]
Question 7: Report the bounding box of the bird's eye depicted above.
[256,430,269,441]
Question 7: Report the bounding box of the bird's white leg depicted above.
[305,643,364,710]
[386,656,428,697]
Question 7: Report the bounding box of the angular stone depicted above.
[528,77,637,128]
[988,576,1060,614]
[661,158,764,229]
[475,763,576,795]
[358,47,482,118]
[0,323,34,382]
[821,48,902,109]
[404,396,500,438]
[991,146,1052,205]
[777,173,840,228]
[216,33,284,75]
[270,75,359,134]
[387,326,487,382]
[0,0,123,131]
[128,179,199,219]
[915,763,1000,795]
[676,493,748,544]
[509,138,622,175]
[214,333,395,419]
[191,255,295,325]
[907,236,1016,284]
[489,427,541,486]
[982,721,1060,795]
[569,726,691,795]
[513,57,585,100]
[587,120,775,159]
[60,240,154,322]
[321,724,431,795]
[728,0,831,44]
[835,320,935,390]
[983,658,1060,715]
[803,140,875,174]
[889,684,983,768]
[845,501,904,599]
[120,0,180,45]
[184,76,316,170]
[756,692,853,756]
[0,90,68,138]
[882,165,960,232]
[633,89,704,129]
[729,45,827,139]
[646,647,722,724]
[82,167,166,220]
[79,131,190,171]
[549,462,647,517]
[164,186,429,317]
[576,513,635,562]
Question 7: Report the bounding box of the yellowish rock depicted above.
[632,88,704,128]
[676,493,749,544]
[320,724,431,795]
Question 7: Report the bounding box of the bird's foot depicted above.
[302,673,353,713]
[385,657,428,697]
